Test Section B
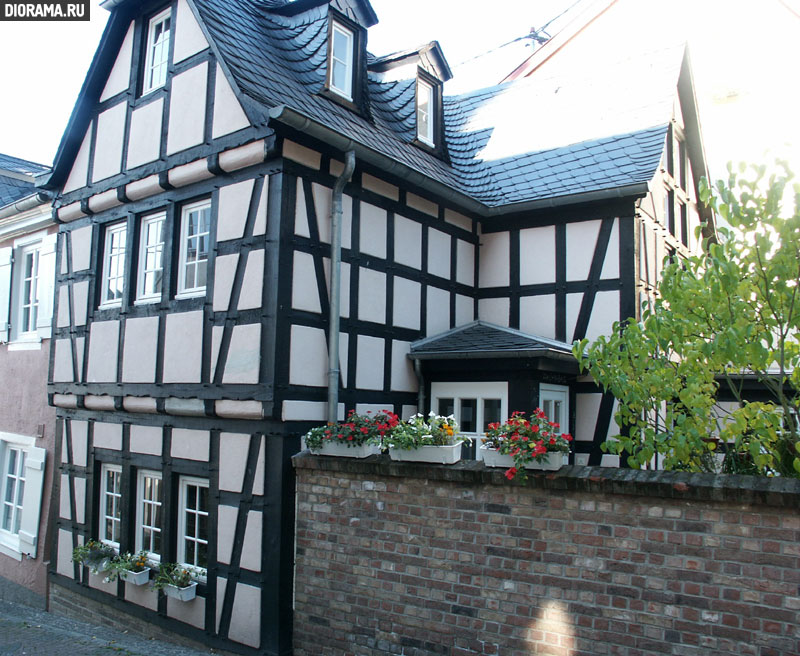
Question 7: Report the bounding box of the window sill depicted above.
[175,289,206,300]
[8,337,42,351]
[134,296,161,306]
[0,537,23,561]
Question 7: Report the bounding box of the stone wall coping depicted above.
[292,451,800,509]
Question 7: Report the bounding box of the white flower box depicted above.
[119,567,151,586]
[310,442,381,458]
[388,441,464,464]
[480,445,565,471]
[163,581,197,602]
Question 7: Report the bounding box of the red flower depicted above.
[347,436,353,441]
[504,467,518,480]
[549,437,556,445]
[531,425,540,433]
[563,433,573,442]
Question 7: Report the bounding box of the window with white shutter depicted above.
[0,432,46,560]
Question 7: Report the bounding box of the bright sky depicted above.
[0,0,797,183]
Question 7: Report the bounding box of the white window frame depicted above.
[8,241,41,345]
[100,222,127,308]
[142,7,171,95]
[329,21,354,101]
[539,383,569,433]
[136,211,165,303]
[136,469,162,562]
[177,199,211,298]
[431,382,508,460]
[178,476,209,573]
[99,463,122,549]
[416,78,435,146]
[0,432,46,560]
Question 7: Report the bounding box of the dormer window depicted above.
[329,21,354,101]
[142,7,171,94]
[417,79,435,146]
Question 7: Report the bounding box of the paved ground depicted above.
[0,599,218,656]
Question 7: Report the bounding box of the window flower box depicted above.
[389,441,465,464]
[119,567,151,586]
[304,410,399,457]
[163,581,198,602]
[310,442,381,458]
[480,445,564,470]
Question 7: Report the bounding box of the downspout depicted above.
[327,151,356,424]
[413,358,426,415]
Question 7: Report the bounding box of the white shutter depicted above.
[0,247,12,343]
[17,445,46,557]
[36,234,58,340]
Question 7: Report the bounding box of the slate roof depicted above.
[0,153,50,208]
[191,0,680,210]
[409,321,575,360]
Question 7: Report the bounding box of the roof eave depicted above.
[408,349,576,362]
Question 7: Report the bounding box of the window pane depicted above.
[199,486,208,513]
[483,399,501,430]
[438,398,454,417]
[460,398,477,433]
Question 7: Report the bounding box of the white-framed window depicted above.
[178,476,209,570]
[431,381,508,442]
[14,244,40,338]
[0,432,46,560]
[100,222,127,307]
[142,7,171,94]
[99,464,122,549]
[328,21,354,100]
[136,469,162,561]
[136,212,165,302]
[416,78,435,146]
[539,383,569,433]
[178,200,211,297]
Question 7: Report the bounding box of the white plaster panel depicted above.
[240,511,262,572]
[566,292,582,344]
[210,325,222,381]
[100,22,133,101]
[456,240,475,286]
[212,64,249,138]
[455,294,474,326]
[173,0,209,63]
[519,295,556,340]
[356,335,384,391]
[57,285,69,328]
[478,297,510,327]
[284,140,321,170]
[338,331,349,384]
[53,339,73,383]
[312,184,352,249]
[575,393,602,442]
[223,323,261,384]
[59,474,70,520]
[393,215,422,269]
[322,258,350,319]
[87,320,119,383]
[125,581,158,610]
[219,433,249,493]
[130,425,162,456]
[217,504,237,563]
[219,140,265,172]
[289,325,327,387]
[229,583,261,648]
[401,405,418,420]
[407,192,437,217]
[445,209,472,232]
[167,61,208,155]
[123,397,158,414]
[171,428,210,462]
[239,249,264,310]
[282,400,344,422]
[126,98,163,169]
[168,159,214,187]
[253,176,268,236]
[479,232,510,288]
[213,253,238,312]
[291,251,321,313]
[57,529,74,578]
[362,173,398,200]
[122,316,159,383]
[601,454,621,468]
[294,178,309,238]
[126,174,162,201]
[93,422,122,451]
[393,277,421,330]
[70,226,93,272]
[600,218,620,279]
[73,280,89,326]
[567,219,601,281]
[92,102,127,182]
[217,178,254,242]
[391,340,416,393]
[75,338,85,382]
[216,579,227,633]
[357,268,386,324]
[427,228,451,279]
[63,126,92,193]
[520,225,556,285]
[359,202,387,259]
[253,436,264,496]
[167,595,206,629]
[88,566,120,591]
[163,311,203,383]
[72,477,86,524]
[583,290,619,342]
[426,286,450,337]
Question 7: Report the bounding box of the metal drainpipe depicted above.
[413,358,426,415]
[327,151,356,424]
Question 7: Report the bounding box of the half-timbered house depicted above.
[40,0,711,652]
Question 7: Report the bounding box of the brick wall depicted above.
[293,455,800,656]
